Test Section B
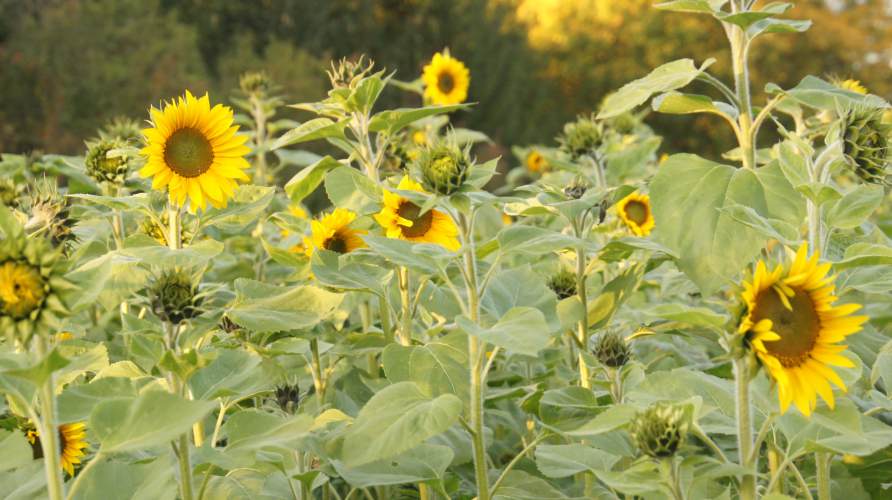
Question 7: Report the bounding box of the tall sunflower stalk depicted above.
[35,333,66,500]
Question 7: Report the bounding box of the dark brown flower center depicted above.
[752,287,821,367]
[397,201,434,238]
[164,127,214,178]
[323,232,349,254]
[624,200,649,225]
[437,71,455,94]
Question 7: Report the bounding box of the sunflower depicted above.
[26,422,88,476]
[836,78,868,95]
[739,244,868,416]
[526,150,548,174]
[616,192,654,236]
[139,91,250,212]
[422,50,470,106]
[303,208,367,257]
[374,176,460,251]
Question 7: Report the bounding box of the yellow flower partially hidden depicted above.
[616,192,654,236]
[838,79,868,95]
[374,176,460,251]
[739,244,868,416]
[0,261,46,319]
[526,150,548,174]
[422,50,470,106]
[302,208,367,257]
[139,91,250,212]
[27,422,88,476]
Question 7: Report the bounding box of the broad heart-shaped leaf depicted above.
[650,154,804,294]
[598,58,715,119]
[719,203,799,245]
[495,225,581,256]
[768,75,887,111]
[338,381,462,466]
[535,444,620,478]
[221,410,314,455]
[382,336,469,402]
[332,443,454,488]
[481,265,559,329]
[227,279,343,333]
[310,249,393,295]
[833,243,892,270]
[66,250,150,311]
[362,235,454,275]
[777,399,892,457]
[58,377,140,424]
[825,184,884,230]
[0,430,31,472]
[68,455,176,500]
[369,104,467,134]
[0,461,46,500]
[324,165,381,212]
[271,117,346,150]
[457,307,552,357]
[491,470,569,500]
[90,390,216,453]
[284,155,341,203]
[188,349,274,402]
[198,185,275,232]
[118,237,224,269]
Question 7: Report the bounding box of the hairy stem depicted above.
[815,452,832,500]
[36,335,65,500]
[734,357,756,500]
[398,266,412,346]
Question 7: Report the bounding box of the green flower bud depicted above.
[148,268,201,324]
[85,137,132,186]
[840,108,890,185]
[558,114,604,160]
[139,212,192,247]
[275,383,300,414]
[593,329,631,368]
[563,178,590,200]
[25,180,77,249]
[548,269,577,300]
[0,178,24,208]
[608,112,638,135]
[327,56,375,90]
[418,140,471,195]
[630,403,689,459]
[239,71,272,96]
[99,116,143,144]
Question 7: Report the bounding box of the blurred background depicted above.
[2,0,891,165]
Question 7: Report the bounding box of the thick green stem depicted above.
[575,243,590,389]
[176,434,195,500]
[398,266,412,346]
[167,202,181,251]
[35,336,65,500]
[734,357,756,500]
[815,452,832,500]
[360,301,378,378]
[660,459,684,500]
[378,294,393,343]
[310,338,326,406]
[250,94,269,185]
[729,25,755,169]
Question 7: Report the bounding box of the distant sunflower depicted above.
[616,192,654,236]
[836,78,868,95]
[27,422,88,476]
[374,176,460,251]
[303,208,367,257]
[422,50,470,106]
[525,150,548,174]
[739,244,868,416]
[139,91,250,212]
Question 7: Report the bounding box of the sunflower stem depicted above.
[574,226,591,389]
[250,93,269,186]
[815,452,832,500]
[727,19,755,169]
[360,301,378,378]
[35,335,66,500]
[310,338,326,406]
[176,433,195,500]
[733,357,757,500]
[167,202,182,251]
[398,266,412,346]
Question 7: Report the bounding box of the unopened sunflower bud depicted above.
[563,179,589,200]
[327,56,375,90]
[558,114,603,160]
[85,137,132,186]
[630,403,688,459]
[547,269,577,300]
[593,330,631,368]
[99,116,143,143]
[275,383,300,413]
[149,269,201,324]
[239,71,272,96]
[26,180,76,248]
[218,315,240,333]
[419,141,471,195]
[608,112,638,135]
[840,108,890,185]
[0,178,23,208]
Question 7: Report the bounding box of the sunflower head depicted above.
[239,71,272,96]
[616,192,654,237]
[373,176,460,251]
[327,56,376,90]
[148,268,202,325]
[25,422,88,477]
[0,208,71,342]
[558,114,604,160]
[275,383,300,414]
[525,149,548,174]
[85,137,133,186]
[139,212,192,248]
[593,329,631,368]
[630,403,688,459]
[303,208,367,257]
[24,179,77,249]
[422,49,470,106]
[547,269,577,300]
[139,91,250,212]
[418,140,472,196]
[607,112,640,135]
[739,244,868,416]
[0,178,24,208]
[99,116,144,144]
[839,107,891,185]
[831,76,868,95]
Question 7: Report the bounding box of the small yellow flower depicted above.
[838,79,868,95]
[55,332,75,342]
[139,91,250,212]
[739,244,868,416]
[525,150,548,174]
[27,423,88,477]
[658,153,670,165]
[422,50,470,106]
[303,208,367,257]
[374,176,460,251]
[412,130,428,146]
[616,192,655,236]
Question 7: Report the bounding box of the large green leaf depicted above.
[650,154,804,293]
[222,410,314,455]
[227,279,343,333]
[68,455,176,500]
[825,184,884,230]
[339,381,462,466]
[58,377,139,424]
[332,443,454,487]
[0,430,31,472]
[271,118,346,150]
[90,390,216,453]
[310,250,393,296]
[189,349,274,402]
[382,338,469,401]
[284,156,341,203]
[369,104,467,134]
[198,185,275,232]
[535,444,620,478]
[598,58,715,119]
[457,307,552,357]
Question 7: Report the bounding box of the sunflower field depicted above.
[2,1,892,499]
